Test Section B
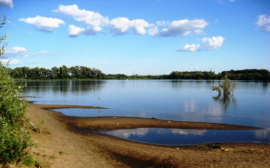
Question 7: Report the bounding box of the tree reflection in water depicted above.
[212,94,237,111]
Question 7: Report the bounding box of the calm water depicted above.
[19,80,270,145]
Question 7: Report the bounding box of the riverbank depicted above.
[24,103,270,167]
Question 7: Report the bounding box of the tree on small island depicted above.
[212,75,237,96]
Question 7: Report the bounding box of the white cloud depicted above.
[68,25,97,37]
[255,15,270,32]
[4,47,30,57]
[53,4,108,33]
[179,44,200,52]
[156,20,169,27]
[178,36,224,52]
[3,47,60,58]
[132,19,150,35]
[0,0,13,8]
[194,29,204,34]
[202,36,224,50]
[109,17,130,35]
[148,26,158,36]
[108,17,149,35]
[19,15,64,33]
[68,25,85,37]
[160,19,208,37]
[0,59,21,64]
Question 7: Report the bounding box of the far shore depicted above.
[26,103,270,168]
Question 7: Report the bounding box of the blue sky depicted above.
[0,0,269,75]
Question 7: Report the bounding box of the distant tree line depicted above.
[168,69,270,80]
[168,71,217,80]
[220,69,270,80]
[6,66,270,80]
[7,65,105,79]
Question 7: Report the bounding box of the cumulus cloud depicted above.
[68,25,97,37]
[0,59,21,64]
[108,17,149,35]
[178,36,224,52]
[202,36,224,50]
[160,19,208,37]
[0,0,13,8]
[19,15,64,33]
[255,15,270,32]
[179,44,200,52]
[68,25,85,37]
[53,4,108,33]
[148,26,158,36]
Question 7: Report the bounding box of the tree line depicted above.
[7,65,105,79]
[5,66,270,80]
[168,69,270,80]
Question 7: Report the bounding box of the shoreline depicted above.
[27,103,270,168]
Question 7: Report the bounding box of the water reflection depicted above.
[19,80,107,93]
[106,128,150,138]
[105,128,207,139]
[254,128,270,139]
[156,129,206,136]
[103,128,270,146]
[212,95,237,110]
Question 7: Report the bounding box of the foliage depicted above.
[168,69,270,81]
[0,15,8,56]
[169,71,217,80]
[221,69,270,80]
[6,66,270,81]
[0,15,33,165]
[10,65,105,80]
[212,76,237,96]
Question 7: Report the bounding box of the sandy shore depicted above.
[10,103,270,167]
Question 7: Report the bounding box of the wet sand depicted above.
[22,103,270,167]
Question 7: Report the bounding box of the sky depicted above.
[0,0,269,75]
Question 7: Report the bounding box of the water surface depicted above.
[19,80,270,145]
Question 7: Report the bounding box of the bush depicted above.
[0,63,33,164]
[0,14,33,165]
[212,75,237,95]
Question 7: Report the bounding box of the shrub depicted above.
[0,14,33,165]
[212,75,237,95]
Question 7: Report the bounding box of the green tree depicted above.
[59,65,69,79]
[51,66,58,79]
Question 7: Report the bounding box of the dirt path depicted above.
[17,103,270,167]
